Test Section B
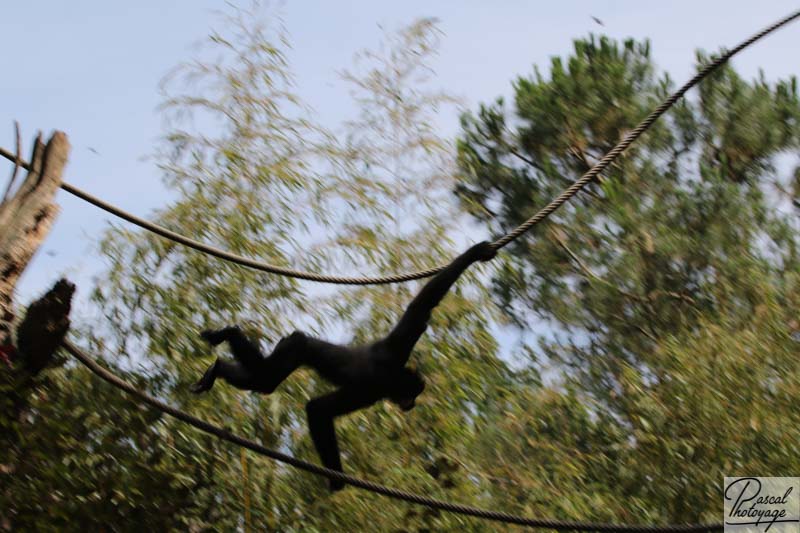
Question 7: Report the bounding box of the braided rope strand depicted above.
[2,8,798,284]
[62,339,721,532]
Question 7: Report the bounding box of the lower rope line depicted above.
[63,339,721,531]
[3,9,799,285]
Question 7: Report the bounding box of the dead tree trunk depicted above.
[0,131,72,372]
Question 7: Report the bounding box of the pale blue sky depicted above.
[1,1,798,322]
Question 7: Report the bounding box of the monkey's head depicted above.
[390,368,425,411]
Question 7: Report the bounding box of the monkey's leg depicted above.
[306,389,380,491]
[248,331,313,393]
[201,326,268,372]
[201,328,310,393]
[191,360,260,393]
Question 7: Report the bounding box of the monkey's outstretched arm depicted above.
[385,241,496,357]
[306,389,380,491]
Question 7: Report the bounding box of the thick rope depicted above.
[62,339,721,532]
[0,165,438,284]
[2,8,798,284]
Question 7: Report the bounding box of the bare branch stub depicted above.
[1,121,22,203]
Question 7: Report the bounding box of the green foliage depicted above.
[1,360,222,531]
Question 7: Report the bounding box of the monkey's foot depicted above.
[329,477,345,492]
[190,359,219,393]
[200,328,232,346]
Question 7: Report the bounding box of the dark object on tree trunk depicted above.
[16,278,75,375]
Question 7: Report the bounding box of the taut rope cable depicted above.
[2,8,798,284]
[62,339,721,532]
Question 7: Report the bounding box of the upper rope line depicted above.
[62,339,722,532]
[3,9,799,284]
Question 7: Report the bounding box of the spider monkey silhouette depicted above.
[191,241,496,490]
